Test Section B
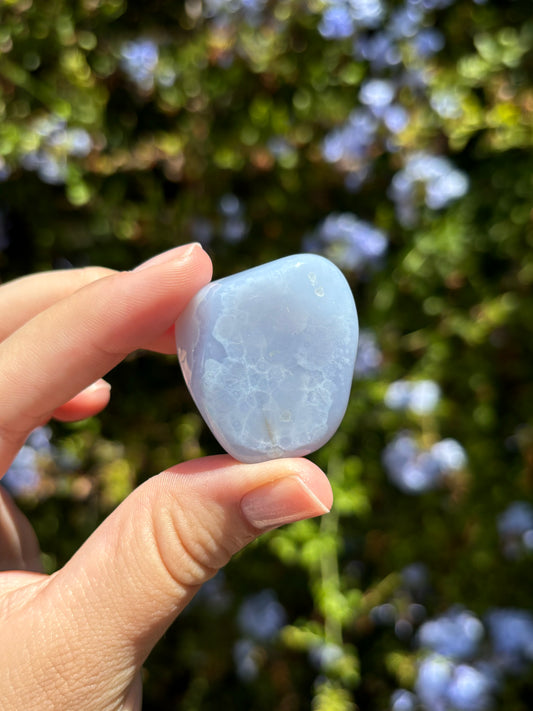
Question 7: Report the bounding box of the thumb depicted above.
[10,456,331,709]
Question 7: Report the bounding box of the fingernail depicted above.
[133,243,202,272]
[240,475,331,531]
[83,379,111,394]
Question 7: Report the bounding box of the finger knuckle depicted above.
[151,502,224,591]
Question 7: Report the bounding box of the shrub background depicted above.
[1,1,533,709]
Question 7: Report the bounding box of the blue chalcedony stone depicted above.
[175,254,359,463]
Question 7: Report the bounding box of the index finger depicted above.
[0,267,114,343]
[0,243,212,472]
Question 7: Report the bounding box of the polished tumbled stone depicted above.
[175,254,359,463]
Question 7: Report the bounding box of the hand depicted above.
[0,244,332,711]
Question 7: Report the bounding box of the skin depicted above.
[0,244,333,711]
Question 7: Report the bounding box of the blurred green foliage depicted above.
[2,0,533,709]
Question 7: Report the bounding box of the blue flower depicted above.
[219,193,242,217]
[498,501,533,538]
[383,104,409,133]
[233,638,259,681]
[309,642,344,671]
[486,608,533,673]
[348,0,384,28]
[322,109,378,165]
[389,152,469,225]
[191,571,232,614]
[219,194,248,243]
[237,589,287,642]
[446,664,494,711]
[203,0,267,22]
[19,116,93,185]
[383,432,441,494]
[383,431,466,494]
[415,654,455,709]
[2,427,52,497]
[354,329,382,378]
[390,689,417,711]
[120,39,159,90]
[420,0,456,9]
[497,501,533,559]
[354,31,401,69]
[414,28,445,57]
[415,655,495,711]
[2,446,41,496]
[27,426,53,452]
[190,217,214,246]
[359,79,396,117]
[384,379,441,415]
[319,7,354,39]
[409,380,441,415]
[418,608,484,660]
[66,128,93,157]
[21,151,67,185]
[402,562,430,598]
[388,5,424,39]
[430,439,467,471]
[0,158,12,183]
[319,0,385,38]
[305,212,387,273]
[430,89,463,119]
[47,127,93,157]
